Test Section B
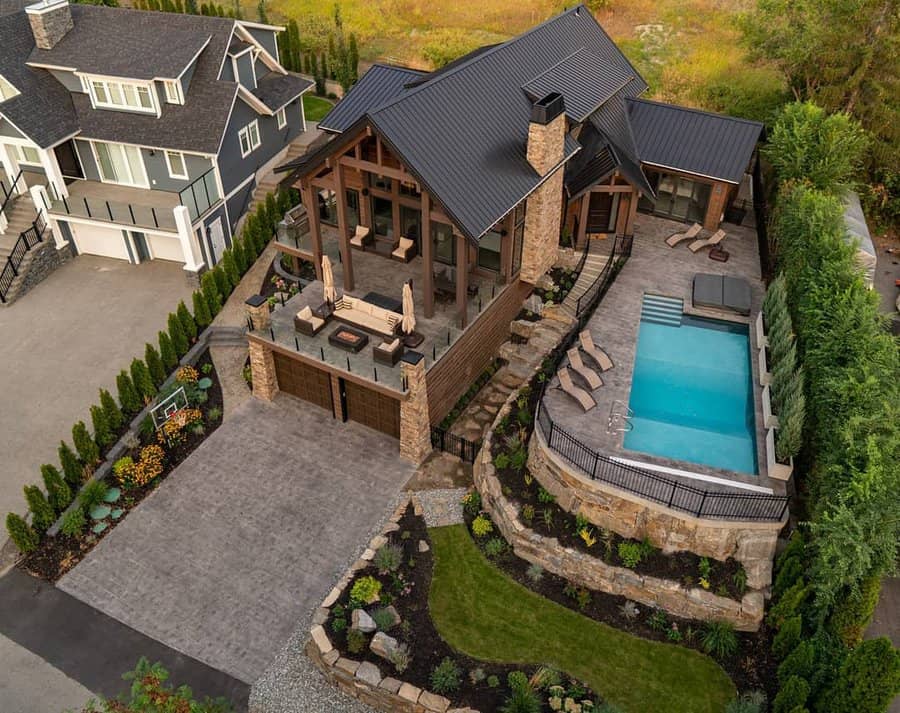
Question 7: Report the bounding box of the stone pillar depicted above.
[25,0,74,50]
[245,294,270,332]
[520,95,567,285]
[249,340,278,401]
[399,352,431,464]
[173,204,205,279]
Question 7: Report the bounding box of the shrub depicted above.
[116,445,165,488]
[774,552,805,599]
[373,544,403,574]
[99,388,123,433]
[349,575,381,608]
[167,313,189,357]
[430,657,462,694]
[521,504,534,523]
[130,358,157,403]
[537,486,555,504]
[484,537,508,558]
[116,370,142,416]
[725,691,768,713]
[462,489,481,517]
[369,607,396,632]
[176,300,197,341]
[58,441,83,488]
[778,640,816,684]
[41,464,71,512]
[772,675,809,713]
[346,627,366,654]
[500,686,542,713]
[617,541,644,568]
[78,479,108,512]
[144,343,167,387]
[158,330,178,371]
[471,514,493,537]
[23,485,55,532]
[60,507,86,538]
[647,609,668,632]
[221,250,240,289]
[5,512,39,553]
[201,271,222,317]
[701,621,739,660]
[487,675,500,688]
[775,376,805,462]
[231,236,248,274]
[192,290,212,329]
[773,616,803,659]
[829,575,882,648]
[389,642,411,673]
[212,266,230,305]
[768,581,809,629]
[526,563,544,583]
[820,637,900,713]
[72,421,99,465]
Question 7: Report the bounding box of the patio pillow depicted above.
[384,338,400,350]
[298,305,313,320]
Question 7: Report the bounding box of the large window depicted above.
[372,196,393,237]
[477,228,502,273]
[92,141,148,188]
[163,80,183,105]
[238,120,261,158]
[164,150,188,180]
[88,78,156,114]
[11,144,40,165]
[432,221,455,265]
[317,189,359,228]
[639,169,712,224]
[276,106,287,129]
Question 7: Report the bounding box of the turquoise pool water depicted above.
[623,295,758,474]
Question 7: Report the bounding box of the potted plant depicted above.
[768,383,805,480]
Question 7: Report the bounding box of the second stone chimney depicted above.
[26,0,73,51]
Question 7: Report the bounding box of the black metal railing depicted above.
[178,168,222,221]
[0,210,47,303]
[574,234,632,317]
[0,169,24,221]
[535,398,788,522]
[431,426,481,464]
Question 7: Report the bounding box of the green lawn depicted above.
[303,94,334,123]
[428,525,736,713]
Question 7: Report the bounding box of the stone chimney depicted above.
[520,92,567,285]
[26,0,73,51]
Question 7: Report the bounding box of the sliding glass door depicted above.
[640,170,711,224]
[93,142,148,188]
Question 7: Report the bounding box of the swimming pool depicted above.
[623,294,758,474]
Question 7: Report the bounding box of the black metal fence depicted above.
[535,400,788,522]
[575,234,632,317]
[0,211,47,303]
[431,426,481,464]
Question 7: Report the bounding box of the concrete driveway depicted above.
[58,394,414,683]
[0,256,192,520]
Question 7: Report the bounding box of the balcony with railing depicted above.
[178,168,221,222]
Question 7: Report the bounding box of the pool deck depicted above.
[543,213,783,495]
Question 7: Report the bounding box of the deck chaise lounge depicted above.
[665,222,702,247]
[567,348,603,389]
[689,229,726,253]
[558,367,595,411]
[579,330,614,371]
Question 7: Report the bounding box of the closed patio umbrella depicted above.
[322,255,336,304]
[401,280,416,335]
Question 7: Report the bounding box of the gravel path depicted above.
[414,487,468,527]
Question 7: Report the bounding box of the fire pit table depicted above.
[328,325,370,353]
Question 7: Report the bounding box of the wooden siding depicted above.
[426,280,532,424]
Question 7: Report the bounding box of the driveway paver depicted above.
[58,394,414,683]
[0,256,193,520]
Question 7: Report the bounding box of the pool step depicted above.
[641,294,683,326]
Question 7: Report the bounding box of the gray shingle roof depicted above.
[318,64,425,133]
[0,11,78,148]
[251,71,312,112]
[28,6,219,80]
[626,98,764,184]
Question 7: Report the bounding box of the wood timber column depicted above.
[455,232,468,329]
[399,352,432,464]
[299,180,323,281]
[334,164,355,291]
[421,191,434,318]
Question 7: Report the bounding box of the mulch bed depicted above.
[260,254,314,300]
[463,510,780,702]
[20,349,224,583]
[536,266,579,304]
[327,504,601,712]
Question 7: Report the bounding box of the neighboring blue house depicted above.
[0,0,311,279]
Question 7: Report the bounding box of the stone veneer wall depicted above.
[3,241,73,306]
[475,394,768,631]
[305,497,480,713]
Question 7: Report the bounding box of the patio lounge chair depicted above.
[567,348,603,390]
[688,229,726,253]
[391,236,417,263]
[558,367,596,411]
[373,337,403,365]
[665,222,702,247]
[579,330,614,371]
[350,225,373,250]
[294,305,326,336]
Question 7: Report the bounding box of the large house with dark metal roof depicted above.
[0,0,310,281]
[241,5,764,455]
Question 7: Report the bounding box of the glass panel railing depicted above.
[46,193,178,232]
[178,168,222,221]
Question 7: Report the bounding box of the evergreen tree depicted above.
[209,266,228,304]
[192,290,213,329]
[185,0,198,12]
[328,35,337,79]
[264,192,279,229]
[58,441,82,487]
[167,312,189,357]
[5,513,38,553]
[232,0,242,19]
[243,213,261,257]
[72,421,100,465]
[41,464,72,513]
[319,53,328,88]
[130,358,157,402]
[232,235,248,274]
[99,388,123,432]
[222,249,240,288]
[116,369,142,415]
[24,485,56,532]
[177,299,197,341]
[201,271,223,317]
[144,343,167,386]
[256,0,267,22]
[348,34,359,84]
[158,330,178,370]
[90,404,113,447]
[288,21,301,72]
[174,0,184,12]
[200,2,209,14]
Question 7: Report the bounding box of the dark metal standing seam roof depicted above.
[317,64,426,134]
[626,97,764,184]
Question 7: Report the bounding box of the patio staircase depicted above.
[0,196,37,260]
[558,243,612,319]
[640,294,684,326]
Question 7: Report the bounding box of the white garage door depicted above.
[147,233,184,263]
[71,223,130,261]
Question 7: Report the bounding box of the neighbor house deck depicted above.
[542,213,780,493]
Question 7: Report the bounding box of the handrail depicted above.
[575,234,633,316]
[0,209,47,303]
[431,426,481,464]
[178,167,222,221]
[0,169,24,218]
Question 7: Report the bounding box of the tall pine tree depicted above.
[41,464,72,512]
[167,313,189,357]
[24,485,56,532]
[130,358,157,402]
[58,441,82,487]
[144,343,167,386]
[99,388,123,432]
[177,300,198,341]
[90,404,113,447]
[72,421,99,465]
[116,369,142,415]
[192,290,213,329]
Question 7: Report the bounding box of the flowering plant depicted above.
[157,408,203,446]
[115,445,165,488]
[175,365,199,384]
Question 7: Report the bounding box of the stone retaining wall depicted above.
[305,497,479,713]
[474,387,767,631]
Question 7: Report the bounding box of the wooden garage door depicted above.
[344,380,400,439]
[273,352,333,414]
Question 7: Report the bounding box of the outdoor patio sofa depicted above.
[374,337,404,365]
[333,295,402,338]
[294,305,326,336]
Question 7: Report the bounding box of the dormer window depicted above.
[87,77,156,114]
[163,80,183,105]
[0,74,19,102]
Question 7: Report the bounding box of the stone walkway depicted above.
[448,370,517,443]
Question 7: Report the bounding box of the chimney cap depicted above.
[25,0,68,14]
[530,92,565,125]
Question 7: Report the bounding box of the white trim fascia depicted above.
[236,19,286,32]
[229,45,254,59]
[164,150,189,180]
[611,456,774,494]
[222,171,255,202]
[25,61,77,72]
[172,36,212,81]
[74,135,216,159]
[213,86,240,157]
[233,24,285,75]
[250,49,258,90]
[216,24,240,81]
[236,85,272,115]
[0,109,38,146]
[640,160,739,186]
[50,212,179,237]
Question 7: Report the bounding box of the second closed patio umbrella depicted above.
[401,280,416,334]
[322,255,336,304]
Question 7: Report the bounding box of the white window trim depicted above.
[276,106,286,129]
[165,150,189,180]
[163,79,183,105]
[84,76,158,116]
[238,120,261,158]
[10,144,41,165]
[89,140,150,189]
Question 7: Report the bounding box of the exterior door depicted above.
[93,142,148,188]
[587,192,613,233]
[208,217,226,264]
[344,380,400,438]
[272,353,334,414]
[54,140,84,181]
[372,197,393,238]
[132,231,151,262]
